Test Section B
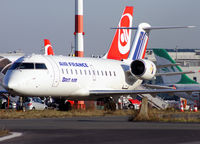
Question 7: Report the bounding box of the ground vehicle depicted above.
[23,97,48,110]
[128,98,141,110]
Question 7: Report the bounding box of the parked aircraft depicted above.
[44,39,54,56]
[152,48,200,104]
[104,6,133,60]
[2,21,200,111]
[1,4,199,110]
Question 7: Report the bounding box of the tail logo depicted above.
[45,44,54,55]
[118,13,132,54]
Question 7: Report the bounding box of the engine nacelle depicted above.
[130,59,156,80]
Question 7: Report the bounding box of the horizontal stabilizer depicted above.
[156,63,180,69]
[156,71,195,76]
[111,26,195,30]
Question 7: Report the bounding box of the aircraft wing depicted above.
[89,88,200,96]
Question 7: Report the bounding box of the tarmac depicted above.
[0,116,200,144]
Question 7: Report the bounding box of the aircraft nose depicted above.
[3,76,18,92]
[7,80,18,90]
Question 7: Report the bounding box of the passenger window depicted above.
[109,71,112,76]
[62,69,64,74]
[101,70,104,76]
[88,70,91,75]
[93,70,95,75]
[35,63,47,69]
[84,70,87,75]
[66,69,68,74]
[113,71,116,76]
[97,70,99,76]
[75,69,78,75]
[80,69,82,75]
[71,69,73,75]
[105,71,107,76]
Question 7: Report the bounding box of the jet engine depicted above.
[130,59,156,80]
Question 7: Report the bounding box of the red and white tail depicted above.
[44,39,54,55]
[104,6,133,60]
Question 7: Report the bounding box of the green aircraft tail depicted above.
[153,49,198,84]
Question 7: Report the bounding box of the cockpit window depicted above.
[19,63,34,69]
[35,63,47,69]
[9,62,47,70]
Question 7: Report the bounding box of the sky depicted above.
[0,0,200,56]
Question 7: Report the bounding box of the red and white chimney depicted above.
[74,0,84,57]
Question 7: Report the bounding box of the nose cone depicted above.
[7,80,18,91]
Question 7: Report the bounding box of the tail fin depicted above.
[153,48,198,84]
[44,39,54,55]
[104,6,133,60]
[128,23,150,60]
[112,24,194,61]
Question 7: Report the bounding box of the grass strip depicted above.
[0,109,134,119]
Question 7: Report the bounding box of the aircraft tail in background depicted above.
[44,39,54,55]
[104,6,133,60]
[153,48,198,84]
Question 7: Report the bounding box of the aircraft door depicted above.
[45,57,60,87]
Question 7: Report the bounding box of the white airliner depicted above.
[0,39,55,93]
[2,21,200,104]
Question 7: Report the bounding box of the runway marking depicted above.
[0,132,22,142]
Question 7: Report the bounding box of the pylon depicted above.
[194,105,198,112]
[180,102,184,112]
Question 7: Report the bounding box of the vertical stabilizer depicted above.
[153,48,198,84]
[105,6,133,60]
[128,23,150,60]
[44,39,54,55]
